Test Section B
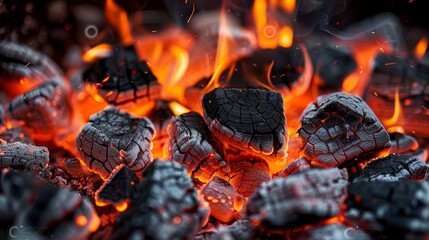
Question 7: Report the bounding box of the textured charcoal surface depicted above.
[63,158,85,179]
[203,88,287,162]
[210,220,254,240]
[83,45,161,105]
[345,181,429,238]
[298,92,391,168]
[112,160,209,240]
[201,176,242,222]
[389,132,419,154]
[8,80,71,136]
[287,223,370,240]
[76,107,155,179]
[227,153,271,198]
[0,142,49,174]
[0,127,34,144]
[0,40,63,88]
[95,165,140,205]
[247,168,348,230]
[351,154,428,182]
[278,157,311,178]
[0,170,99,240]
[166,112,229,184]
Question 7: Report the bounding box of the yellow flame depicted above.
[280,0,296,14]
[168,101,191,116]
[115,201,128,212]
[415,37,428,60]
[82,44,112,63]
[105,0,134,46]
[385,87,403,126]
[278,26,293,48]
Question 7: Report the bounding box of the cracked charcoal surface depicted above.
[0,41,63,93]
[0,142,49,174]
[203,88,287,161]
[0,170,99,240]
[389,132,419,154]
[95,165,140,205]
[345,181,429,238]
[351,154,428,182]
[298,92,390,168]
[278,157,311,178]
[201,176,242,222]
[83,45,161,105]
[287,223,370,240]
[8,80,71,136]
[76,107,155,179]
[0,127,34,144]
[247,168,348,230]
[210,220,254,240]
[112,160,209,240]
[167,112,229,184]
[228,153,271,198]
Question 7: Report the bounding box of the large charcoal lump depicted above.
[298,92,391,168]
[0,142,49,174]
[202,88,287,162]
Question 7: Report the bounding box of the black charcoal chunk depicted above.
[95,165,140,205]
[287,223,370,240]
[247,168,348,230]
[83,45,161,105]
[8,80,71,137]
[0,127,33,144]
[146,100,174,157]
[345,181,429,238]
[63,158,85,179]
[112,160,209,240]
[351,154,428,182]
[76,107,155,179]
[389,132,419,154]
[203,88,287,162]
[0,142,49,174]
[298,92,391,168]
[0,170,99,240]
[210,220,254,240]
[278,157,311,178]
[167,111,229,184]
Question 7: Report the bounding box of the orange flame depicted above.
[115,201,128,212]
[82,44,112,63]
[168,101,191,116]
[75,215,88,227]
[105,0,134,46]
[384,87,403,126]
[415,37,428,60]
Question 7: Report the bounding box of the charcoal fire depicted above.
[0,170,99,240]
[246,168,348,230]
[350,154,428,182]
[112,160,209,240]
[278,157,311,177]
[202,88,288,172]
[0,141,49,174]
[389,132,419,154]
[345,181,429,239]
[298,92,391,168]
[76,107,155,179]
[0,127,34,144]
[166,111,229,184]
[83,45,161,106]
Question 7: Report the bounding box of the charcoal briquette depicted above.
[389,132,419,154]
[0,127,34,144]
[76,107,155,179]
[0,141,49,174]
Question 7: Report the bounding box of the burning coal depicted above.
[1,0,429,239]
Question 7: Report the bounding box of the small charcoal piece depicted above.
[203,88,287,163]
[0,141,49,174]
[351,154,428,182]
[0,170,99,240]
[201,176,244,222]
[146,101,174,158]
[247,168,348,230]
[95,165,140,205]
[166,111,229,184]
[286,223,370,240]
[194,223,218,240]
[0,40,63,96]
[389,132,419,154]
[227,153,271,198]
[112,160,209,240]
[298,92,391,168]
[83,45,161,105]
[0,127,34,144]
[8,80,71,137]
[63,158,85,179]
[76,107,155,179]
[345,181,429,238]
[278,157,311,178]
[210,220,254,240]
